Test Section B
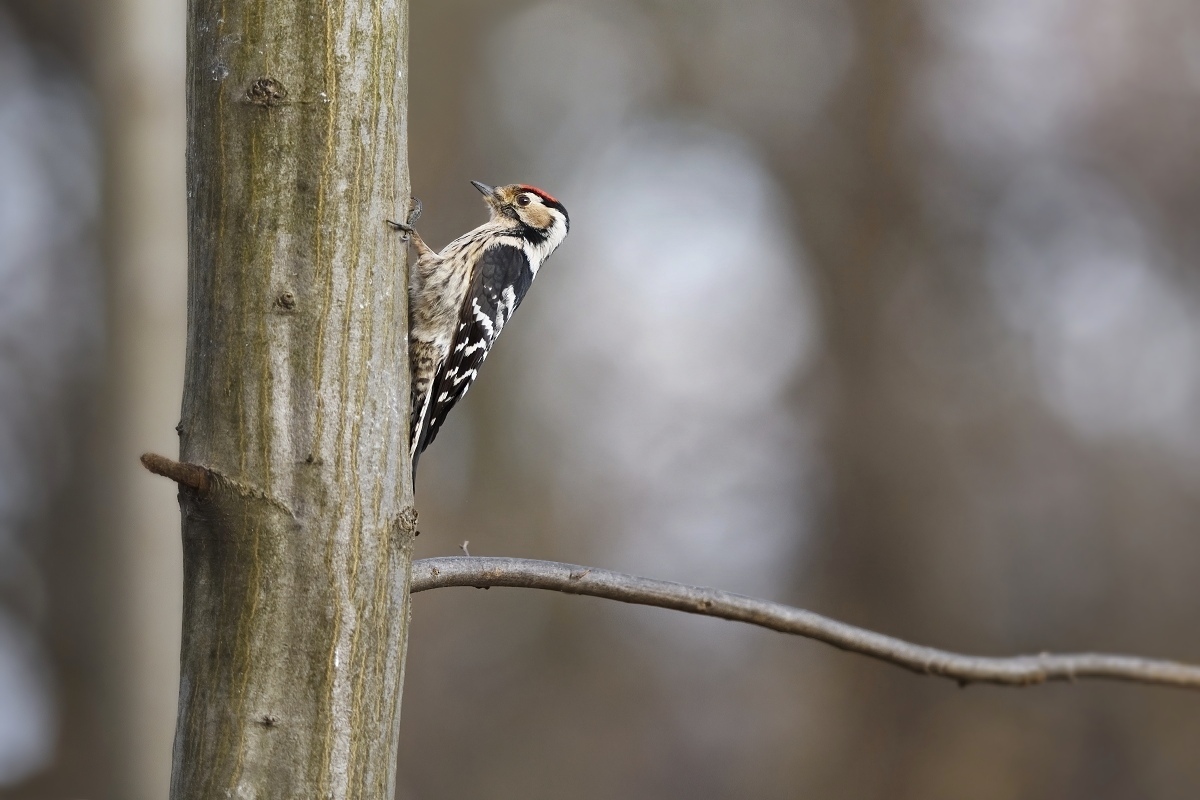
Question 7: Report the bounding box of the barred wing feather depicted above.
[412,243,535,468]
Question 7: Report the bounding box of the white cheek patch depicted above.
[524,211,567,278]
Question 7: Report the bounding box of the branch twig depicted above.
[140,452,210,495]
[411,556,1200,691]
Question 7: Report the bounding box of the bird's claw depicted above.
[387,197,423,240]
[386,218,415,239]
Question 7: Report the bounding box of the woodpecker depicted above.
[392,180,570,474]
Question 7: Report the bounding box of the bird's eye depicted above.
[516,194,532,207]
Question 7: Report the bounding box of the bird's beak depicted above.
[471,180,507,215]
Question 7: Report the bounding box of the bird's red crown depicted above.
[519,184,560,205]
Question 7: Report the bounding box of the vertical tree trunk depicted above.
[171,1,415,795]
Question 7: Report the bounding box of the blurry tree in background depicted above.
[0,1,107,794]
[3,0,1200,798]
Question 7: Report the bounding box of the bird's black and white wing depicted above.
[411,243,535,466]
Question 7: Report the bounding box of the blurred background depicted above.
[3,0,1200,797]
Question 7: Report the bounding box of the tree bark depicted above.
[171,1,415,796]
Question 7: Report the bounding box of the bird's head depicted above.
[472,180,570,248]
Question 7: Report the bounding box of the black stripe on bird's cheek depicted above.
[520,225,549,244]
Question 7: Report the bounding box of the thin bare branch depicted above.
[411,556,1200,691]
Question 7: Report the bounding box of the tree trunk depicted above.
[171,1,415,795]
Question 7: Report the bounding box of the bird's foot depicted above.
[386,196,423,239]
[386,218,414,239]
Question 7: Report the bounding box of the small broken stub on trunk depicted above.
[141,452,211,496]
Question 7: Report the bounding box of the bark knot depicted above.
[275,290,297,311]
[246,77,288,107]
